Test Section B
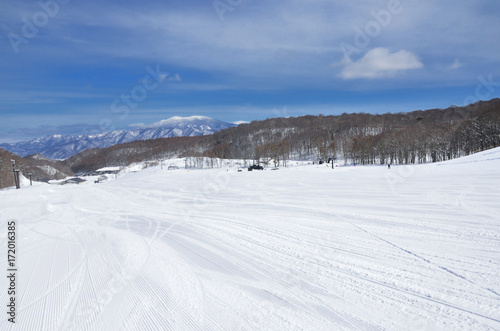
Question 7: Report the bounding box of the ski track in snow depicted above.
[1,148,500,330]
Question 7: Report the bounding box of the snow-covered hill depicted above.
[0,116,236,160]
[0,148,499,330]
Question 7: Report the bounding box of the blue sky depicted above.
[1,0,500,142]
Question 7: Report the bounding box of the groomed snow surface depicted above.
[1,148,500,330]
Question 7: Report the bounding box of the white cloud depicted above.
[449,58,463,69]
[340,48,424,80]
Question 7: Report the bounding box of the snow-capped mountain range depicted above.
[0,116,237,160]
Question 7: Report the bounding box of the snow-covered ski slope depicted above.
[1,148,499,330]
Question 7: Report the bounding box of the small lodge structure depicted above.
[95,166,121,175]
[57,177,87,185]
[94,175,108,184]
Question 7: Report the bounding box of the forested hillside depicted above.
[215,98,500,165]
[59,99,500,173]
[63,136,211,174]
[0,149,74,189]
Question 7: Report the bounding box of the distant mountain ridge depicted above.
[0,116,236,160]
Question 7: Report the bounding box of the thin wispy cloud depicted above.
[450,58,463,70]
[340,48,424,80]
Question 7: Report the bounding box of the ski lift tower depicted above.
[330,156,337,169]
[11,160,20,189]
